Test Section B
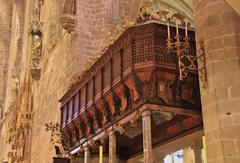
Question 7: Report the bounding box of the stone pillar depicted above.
[191,141,202,163]
[109,130,117,163]
[142,110,153,163]
[84,146,90,163]
[193,0,240,163]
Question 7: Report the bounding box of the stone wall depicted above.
[2,0,240,163]
[193,0,240,163]
[0,0,196,162]
[0,0,12,119]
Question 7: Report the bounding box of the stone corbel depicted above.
[61,0,76,33]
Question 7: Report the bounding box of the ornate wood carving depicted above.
[66,122,79,145]
[114,84,128,114]
[61,133,71,151]
[125,74,143,102]
[104,90,122,118]
[93,107,102,129]
[102,98,112,122]
[150,72,157,98]
[112,91,121,115]
[96,103,108,125]
[152,111,174,125]
[79,120,86,138]
[84,112,94,135]
[122,119,142,138]
[70,127,78,145]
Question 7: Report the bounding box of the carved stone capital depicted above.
[61,14,76,33]
[61,0,76,33]
[142,109,151,117]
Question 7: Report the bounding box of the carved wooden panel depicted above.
[87,80,93,107]
[80,87,85,112]
[103,62,111,89]
[112,51,121,81]
[62,105,67,126]
[95,71,101,97]
[67,99,73,122]
[73,93,79,117]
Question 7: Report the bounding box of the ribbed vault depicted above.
[128,0,193,24]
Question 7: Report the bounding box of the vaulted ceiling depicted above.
[155,0,193,23]
[128,0,194,25]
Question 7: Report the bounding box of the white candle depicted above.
[99,146,103,163]
[185,22,188,37]
[167,22,170,39]
[176,21,179,36]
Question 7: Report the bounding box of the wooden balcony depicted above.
[59,21,202,157]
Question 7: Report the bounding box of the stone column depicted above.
[192,145,202,163]
[142,110,153,163]
[193,0,240,163]
[109,130,117,163]
[84,146,90,163]
[190,140,202,163]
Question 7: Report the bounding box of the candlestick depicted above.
[185,22,188,37]
[167,22,170,39]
